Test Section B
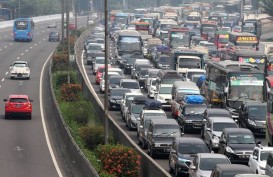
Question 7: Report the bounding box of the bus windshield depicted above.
[15,21,28,30]
[179,58,200,68]
[228,73,264,101]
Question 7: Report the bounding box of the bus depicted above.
[167,27,190,49]
[221,49,267,72]
[242,19,262,39]
[117,30,142,56]
[114,13,130,26]
[13,18,34,42]
[200,21,218,41]
[202,60,266,119]
[229,32,259,50]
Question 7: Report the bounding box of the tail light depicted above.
[27,32,31,37]
[175,110,179,116]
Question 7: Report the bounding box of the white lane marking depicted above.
[5,72,8,75]
[2,78,4,82]
[81,50,103,107]
[40,52,64,177]
[17,57,20,60]
[0,49,2,51]
[39,41,41,43]
[21,53,24,56]
[9,43,13,45]
[0,85,1,88]
[30,47,33,49]
[25,50,28,52]
[43,38,46,41]
[34,44,37,46]
[4,46,7,48]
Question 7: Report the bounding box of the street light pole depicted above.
[66,0,71,83]
[61,0,65,53]
[18,0,20,17]
[104,0,109,145]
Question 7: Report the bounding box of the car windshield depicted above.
[149,71,159,78]
[96,59,105,64]
[213,122,237,131]
[14,63,27,67]
[9,98,28,103]
[178,144,209,154]
[159,87,172,94]
[228,133,255,144]
[96,39,104,44]
[159,57,170,64]
[185,105,207,115]
[132,104,145,114]
[109,77,123,84]
[127,58,137,65]
[88,45,102,50]
[140,70,149,76]
[248,106,267,120]
[111,90,130,97]
[260,151,271,161]
[154,125,180,136]
[121,82,139,89]
[199,158,230,171]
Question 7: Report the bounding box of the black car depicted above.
[48,31,60,42]
[108,88,131,110]
[239,101,267,135]
[218,128,256,164]
[146,119,181,158]
[177,97,208,133]
[210,164,253,177]
[156,54,171,70]
[108,75,126,92]
[87,52,104,66]
[169,137,210,176]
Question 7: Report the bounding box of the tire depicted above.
[142,140,147,150]
[10,77,13,80]
[26,77,30,80]
[149,145,155,158]
[4,114,8,119]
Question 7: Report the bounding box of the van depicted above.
[155,84,173,107]
[171,80,200,100]
[265,152,273,176]
[156,70,181,85]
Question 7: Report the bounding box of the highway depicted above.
[79,24,273,175]
[0,17,87,177]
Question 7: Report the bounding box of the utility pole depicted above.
[74,0,77,41]
[61,0,65,53]
[18,0,20,18]
[66,0,71,83]
[104,0,109,145]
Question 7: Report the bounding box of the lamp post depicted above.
[18,0,20,17]
[61,0,65,53]
[104,0,109,144]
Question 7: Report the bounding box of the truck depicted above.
[171,49,207,74]
[259,42,273,55]
[214,30,229,49]
[200,21,218,41]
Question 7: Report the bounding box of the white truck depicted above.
[259,42,273,55]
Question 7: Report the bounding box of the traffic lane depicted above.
[0,41,60,177]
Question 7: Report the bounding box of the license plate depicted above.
[16,104,22,108]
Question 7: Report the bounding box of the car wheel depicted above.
[149,146,155,158]
[26,77,30,80]
[201,129,204,138]
[10,76,14,80]
[4,114,8,119]
[29,115,32,120]
[209,141,213,151]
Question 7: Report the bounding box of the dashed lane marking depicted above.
[5,72,8,75]
[2,78,4,82]
[25,50,28,52]
[4,46,7,48]
[21,53,24,56]
[17,57,20,60]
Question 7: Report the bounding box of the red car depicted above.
[4,94,33,119]
[95,66,112,84]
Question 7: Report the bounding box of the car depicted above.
[146,119,181,158]
[248,145,273,174]
[188,153,231,177]
[218,128,256,164]
[147,78,157,98]
[100,71,120,93]
[48,31,60,42]
[10,61,30,80]
[221,27,231,32]
[202,117,238,152]
[85,43,102,59]
[119,79,141,93]
[156,54,171,70]
[120,92,143,120]
[238,101,267,135]
[232,26,242,32]
[4,94,33,119]
[68,23,76,30]
[137,68,150,88]
[154,84,173,108]
[210,164,254,177]
[92,57,110,74]
[169,137,210,176]
[266,152,273,176]
[109,75,126,92]
[95,66,113,84]
[108,88,131,110]
[47,21,57,28]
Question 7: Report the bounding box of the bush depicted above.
[96,144,141,177]
[99,172,116,177]
[53,71,77,89]
[60,83,82,102]
[52,52,68,72]
[72,104,89,125]
[79,125,113,150]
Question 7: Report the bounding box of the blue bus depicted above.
[13,18,34,42]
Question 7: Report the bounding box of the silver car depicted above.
[120,93,143,120]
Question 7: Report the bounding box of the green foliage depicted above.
[96,144,141,177]
[79,125,114,150]
[99,172,117,177]
[53,71,77,89]
[60,83,82,102]
[262,0,273,16]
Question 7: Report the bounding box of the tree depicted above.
[261,0,273,16]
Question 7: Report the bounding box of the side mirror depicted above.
[3,99,7,102]
[137,117,141,121]
[219,139,225,144]
[190,165,196,171]
[253,155,258,160]
[207,128,211,131]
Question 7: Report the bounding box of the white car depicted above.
[154,84,172,107]
[92,57,110,75]
[120,79,141,93]
[100,72,120,93]
[248,145,273,174]
[47,21,57,28]
[147,78,157,98]
[10,61,30,80]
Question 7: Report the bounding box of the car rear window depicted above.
[10,98,28,103]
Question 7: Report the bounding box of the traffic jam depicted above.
[84,2,273,177]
